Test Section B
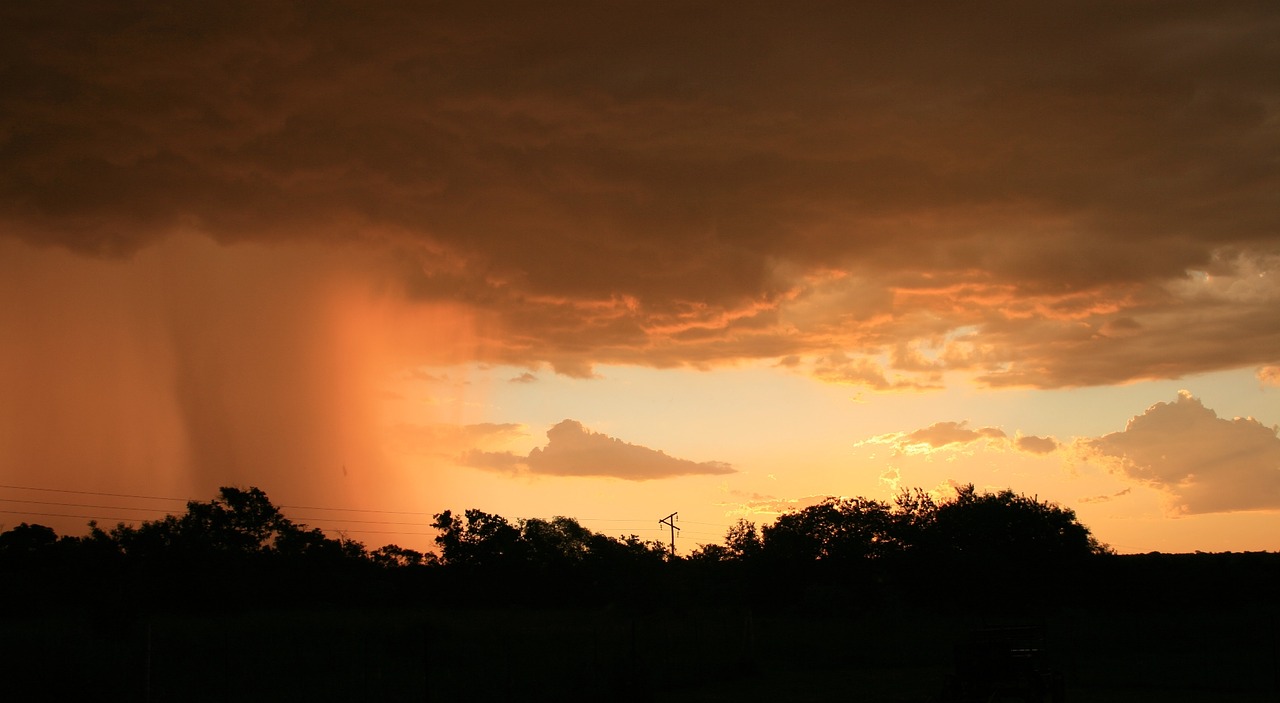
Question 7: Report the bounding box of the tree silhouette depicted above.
[927,484,1107,562]
[519,516,593,569]
[690,519,762,562]
[179,486,290,554]
[0,484,1120,618]
[431,509,523,567]
[583,532,669,569]
[761,497,898,563]
[431,508,671,574]
[724,519,763,559]
[705,485,1106,573]
[0,522,58,555]
[101,486,367,562]
[889,487,938,552]
[687,542,733,562]
[273,524,367,562]
[370,544,433,568]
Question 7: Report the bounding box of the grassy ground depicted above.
[2,602,1277,701]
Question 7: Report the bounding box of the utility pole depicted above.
[658,511,679,557]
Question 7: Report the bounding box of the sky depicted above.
[2,2,1278,555]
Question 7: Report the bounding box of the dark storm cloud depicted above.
[3,1,1279,385]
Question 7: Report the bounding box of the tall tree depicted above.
[762,497,897,563]
[431,509,523,567]
[927,485,1107,562]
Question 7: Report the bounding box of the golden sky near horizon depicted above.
[2,2,1278,554]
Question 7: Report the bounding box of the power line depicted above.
[0,511,725,549]
[0,484,188,502]
[0,509,438,538]
[680,530,726,538]
[0,483,431,517]
[0,498,174,513]
[0,509,143,523]
[0,510,433,540]
[0,497,434,528]
[281,504,426,516]
[0,483,737,540]
[293,516,432,527]
[316,528,435,537]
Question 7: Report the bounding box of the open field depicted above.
[3,601,1277,702]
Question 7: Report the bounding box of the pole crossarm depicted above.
[658,511,680,557]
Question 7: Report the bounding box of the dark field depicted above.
[4,601,1277,702]
[3,498,1277,701]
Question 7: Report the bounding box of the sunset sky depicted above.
[2,2,1278,555]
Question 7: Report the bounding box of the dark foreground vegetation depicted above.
[2,487,1278,702]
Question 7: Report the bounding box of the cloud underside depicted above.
[858,392,1280,513]
[860,420,1056,456]
[462,419,734,481]
[718,492,830,517]
[1082,392,1280,513]
[4,3,1280,387]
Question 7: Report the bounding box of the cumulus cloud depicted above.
[2,3,1278,388]
[462,420,734,481]
[716,491,828,517]
[1015,435,1060,455]
[860,421,1009,455]
[458,449,527,475]
[1080,391,1280,513]
[856,421,1070,460]
[1259,366,1280,387]
[905,422,1007,448]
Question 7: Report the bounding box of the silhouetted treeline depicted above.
[0,487,397,612]
[3,485,1278,615]
[690,485,1107,563]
